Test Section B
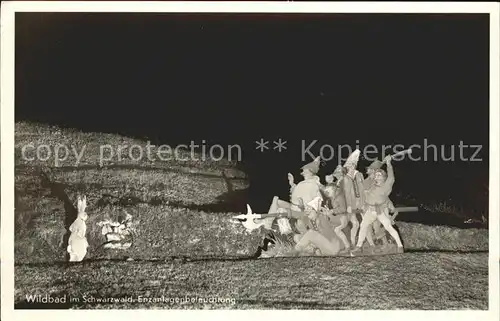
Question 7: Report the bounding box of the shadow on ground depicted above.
[39,170,78,262]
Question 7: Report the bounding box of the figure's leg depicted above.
[349,214,360,248]
[294,231,313,252]
[293,233,303,244]
[268,196,280,213]
[260,196,290,229]
[377,212,404,248]
[364,219,376,247]
[379,222,389,246]
[355,210,378,248]
[296,230,340,256]
[268,196,292,213]
[334,214,350,250]
[276,199,292,210]
[372,220,388,245]
[372,220,382,238]
[254,196,282,254]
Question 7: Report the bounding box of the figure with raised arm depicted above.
[351,155,404,255]
[263,156,323,232]
[364,159,400,247]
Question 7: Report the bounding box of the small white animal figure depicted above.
[67,195,89,262]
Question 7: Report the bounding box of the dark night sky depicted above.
[15,13,490,213]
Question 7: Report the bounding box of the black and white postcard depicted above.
[1,1,499,320]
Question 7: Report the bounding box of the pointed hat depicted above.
[344,149,360,168]
[333,164,344,176]
[301,156,321,174]
[368,159,383,170]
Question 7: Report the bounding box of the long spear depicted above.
[233,205,418,232]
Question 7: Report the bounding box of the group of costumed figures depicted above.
[239,149,413,257]
[65,147,412,262]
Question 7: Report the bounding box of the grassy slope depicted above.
[15,122,267,263]
[15,252,488,309]
[15,122,248,213]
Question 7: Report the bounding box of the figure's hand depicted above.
[391,211,398,225]
[347,206,352,214]
[383,155,392,163]
[297,198,305,210]
[325,210,336,221]
[288,173,295,187]
[320,206,332,216]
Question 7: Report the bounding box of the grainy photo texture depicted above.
[6,4,497,312]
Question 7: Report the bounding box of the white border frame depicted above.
[1,2,499,321]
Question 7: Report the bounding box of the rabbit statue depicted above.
[67,195,89,262]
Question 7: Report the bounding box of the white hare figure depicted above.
[67,195,89,262]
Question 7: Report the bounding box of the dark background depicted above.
[15,13,490,218]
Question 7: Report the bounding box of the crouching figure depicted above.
[67,195,89,262]
[291,197,343,256]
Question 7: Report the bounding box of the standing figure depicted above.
[342,150,374,248]
[364,159,399,247]
[352,155,404,255]
[67,195,89,262]
[364,159,388,245]
[322,165,351,252]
